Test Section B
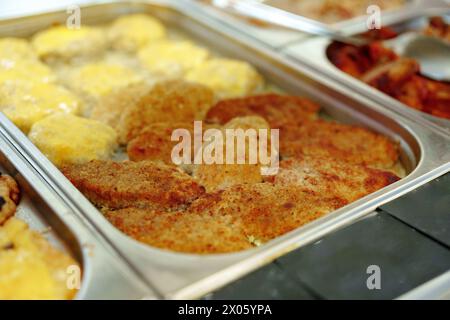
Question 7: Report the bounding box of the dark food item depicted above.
[424,16,450,42]
[0,174,20,225]
[327,18,450,120]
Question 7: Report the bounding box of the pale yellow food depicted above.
[138,40,209,77]
[0,58,56,84]
[186,58,264,99]
[0,80,81,133]
[64,62,143,115]
[32,25,107,62]
[29,114,117,167]
[0,38,38,61]
[108,14,166,52]
[90,82,152,130]
[0,218,78,300]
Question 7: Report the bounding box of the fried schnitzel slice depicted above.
[193,163,263,193]
[264,156,399,203]
[192,116,271,192]
[104,183,345,254]
[205,93,320,128]
[280,120,399,169]
[127,122,195,164]
[189,183,346,244]
[117,79,214,144]
[102,155,399,254]
[61,160,205,210]
[0,174,20,225]
[127,121,220,165]
[90,82,152,130]
[104,208,252,254]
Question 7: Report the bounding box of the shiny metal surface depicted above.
[0,0,449,300]
[283,12,450,130]
[397,270,450,300]
[0,118,156,300]
[260,0,449,34]
[208,0,368,45]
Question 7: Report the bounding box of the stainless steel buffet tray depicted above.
[0,0,449,299]
[258,0,448,35]
[283,11,450,130]
[196,0,449,44]
[0,119,155,300]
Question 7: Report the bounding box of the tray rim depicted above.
[0,0,449,299]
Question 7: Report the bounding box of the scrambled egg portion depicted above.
[29,113,117,167]
[108,14,166,52]
[138,40,209,77]
[65,62,143,115]
[31,25,107,62]
[0,38,38,61]
[0,218,78,300]
[186,58,264,99]
[0,80,81,133]
[0,58,56,84]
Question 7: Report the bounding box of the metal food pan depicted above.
[258,0,448,34]
[190,0,448,49]
[0,122,155,299]
[283,11,450,130]
[1,0,449,299]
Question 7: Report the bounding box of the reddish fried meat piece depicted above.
[280,120,399,169]
[265,156,399,203]
[327,22,450,119]
[205,93,320,128]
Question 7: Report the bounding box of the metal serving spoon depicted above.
[385,33,450,82]
[212,0,450,81]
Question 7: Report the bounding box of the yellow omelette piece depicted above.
[108,14,166,52]
[0,38,38,61]
[0,218,78,300]
[0,58,56,84]
[29,113,118,167]
[185,58,264,99]
[0,80,81,133]
[66,62,143,100]
[32,25,107,62]
[138,40,209,77]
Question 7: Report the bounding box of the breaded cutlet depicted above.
[192,116,271,192]
[61,160,205,211]
[102,156,399,254]
[264,156,400,203]
[280,120,399,169]
[104,208,252,254]
[127,121,195,164]
[90,82,152,130]
[205,94,320,127]
[117,79,215,144]
[103,183,345,254]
